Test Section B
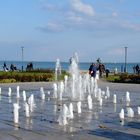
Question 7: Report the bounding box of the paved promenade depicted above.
[0,81,140,140]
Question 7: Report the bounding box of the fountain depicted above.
[55,58,61,81]
[77,101,82,114]
[25,102,30,118]
[40,87,45,100]
[8,87,12,97]
[28,94,35,112]
[69,103,74,119]
[58,81,64,100]
[87,95,93,110]
[53,83,58,98]
[138,107,140,115]
[127,107,134,118]
[64,75,68,93]
[106,86,110,98]
[16,86,20,98]
[97,88,102,101]
[22,90,26,101]
[126,91,130,103]
[57,104,68,125]
[13,103,20,124]
[119,108,125,120]
[113,94,117,104]
[99,98,103,106]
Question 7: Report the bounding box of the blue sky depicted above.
[0,0,140,62]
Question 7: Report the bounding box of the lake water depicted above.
[0,61,139,73]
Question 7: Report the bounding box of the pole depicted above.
[124,46,127,73]
[21,46,24,72]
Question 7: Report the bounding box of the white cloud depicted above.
[67,12,83,22]
[36,22,63,32]
[70,0,94,16]
[121,23,140,31]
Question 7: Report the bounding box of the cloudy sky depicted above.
[0,0,140,62]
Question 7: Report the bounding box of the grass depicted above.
[104,75,120,82]
[104,73,140,84]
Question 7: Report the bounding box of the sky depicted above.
[0,0,140,62]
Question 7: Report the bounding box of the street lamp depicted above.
[21,46,24,72]
[124,46,128,73]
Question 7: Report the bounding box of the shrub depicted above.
[119,73,129,82]
[0,78,16,83]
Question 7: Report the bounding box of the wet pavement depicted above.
[0,81,140,140]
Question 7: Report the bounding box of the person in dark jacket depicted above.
[89,63,97,78]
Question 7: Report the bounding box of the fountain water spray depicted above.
[25,102,30,117]
[58,81,64,100]
[106,86,110,98]
[113,94,117,104]
[119,108,125,120]
[16,86,20,98]
[22,90,26,101]
[127,107,134,118]
[57,104,69,125]
[138,107,140,115]
[53,83,58,98]
[69,103,74,119]
[99,98,103,106]
[13,103,20,124]
[77,101,82,114]
[55,58,61,81]
[8,87,12,97]
[28,94,35,112]
[40,87,45,100]
[64,75,68,93]
[126,91,130,102]
[87,95,93,110]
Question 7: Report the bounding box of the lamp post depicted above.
[124,46,127,73]
[21,46,24,72]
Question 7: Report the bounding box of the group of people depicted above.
[3,62,17,71]
[88,62,108,79]
[26,62,33,71]
[2,62,34,72]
